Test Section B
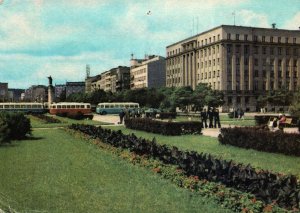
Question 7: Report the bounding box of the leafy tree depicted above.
[290,88,300,117]
[170,86,193,112]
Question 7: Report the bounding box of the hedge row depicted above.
[218,127,300,157]
[0,112,31,143]
[125,118,202,135]
[159,112,177,120]
[32,114,61,123]
[70,124,300,209]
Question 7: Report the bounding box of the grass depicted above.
[0,129,231,213]
[172,115,256,126]
[29,114,111,128]
[105,126,300,178]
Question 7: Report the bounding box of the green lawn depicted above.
[0,129,231,213]
[105,126,300,178]
[29,114,110,128]
[172,115,256,126]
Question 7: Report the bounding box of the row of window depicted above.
[0,105,43,109]
[51,105,90,109]
[131,68,147,76]
[227,45,299,56]
[227,33,297,44]
[199,58,221,68]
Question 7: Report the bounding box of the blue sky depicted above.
[0,0,299,88]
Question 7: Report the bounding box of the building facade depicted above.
[24,85,47,102]
[66,82,85,97]
[130,55,166,89]
[89,66,130,93]
[166,25,300,111]
[0,82,8,101]
[54,84,66,101]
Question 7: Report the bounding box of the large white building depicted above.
[130,55,166,89]
[166,25,300,111]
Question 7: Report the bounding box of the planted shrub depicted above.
[218,127,300,157]
[32,114,61,123]
[0,112,31,143]
[159,112,177,120]
[125,118,201,135]
[70,124,300,209]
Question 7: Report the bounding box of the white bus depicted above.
[0,102,46,114]
[96,102,139,115]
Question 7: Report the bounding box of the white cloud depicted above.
[236,10,269,28]
[283,12,300,30]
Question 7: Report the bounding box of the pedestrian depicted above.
[200,108,208,128]
[239,109,245,120]
[208,107,214,128]
[119,109,125,124]
[213,108,221,128]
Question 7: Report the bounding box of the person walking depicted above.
[200,108,208,128]
[119,109,125,124]
[208,107,214,128]
[213,108,221,128]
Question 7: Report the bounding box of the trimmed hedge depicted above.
[159,112,177,120]
[0,112,31,143]
[69,124,300,209]
[125,118,202,135]
[218,127,300,156]
[32,114,61,123]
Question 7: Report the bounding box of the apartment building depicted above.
[130,55,166,89]
[166,25,300,111]
[0,82,8,101]
[66,82,85,97]
[24,85,47,102]
[89,66,130,93]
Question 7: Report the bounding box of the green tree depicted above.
[170,86,193,112]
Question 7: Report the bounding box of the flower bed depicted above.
[125,118,202,135]
[69,124,300,210]
[32,114,61,123]
[218,127,300,157]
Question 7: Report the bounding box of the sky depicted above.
[0,0,299,89]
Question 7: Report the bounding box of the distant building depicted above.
[54,84,66,101]
[8,89,25,101]
[66,82,85,97]
[89,66,130,93]
[130,55,166,89]
[85,75,101,93]
[24,85,47,102]
[0,82,8,101]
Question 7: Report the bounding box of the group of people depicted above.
[200,107,221,128]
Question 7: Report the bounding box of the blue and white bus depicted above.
[0,102,46,114]
[96,102,139,115]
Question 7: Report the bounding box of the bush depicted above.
[125,118,202,135]
[32,114,61,123]
[159,112,177,120]
[218,127,300,156]
[69,124,300,210]
[0,112,31,143]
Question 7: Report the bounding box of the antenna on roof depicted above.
[232,11,236,25]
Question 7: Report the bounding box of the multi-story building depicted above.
[0,82,8,101]
[8,89,25,101]
[166,25,300,111]
[54,84,66,101]
[24,85,47,102]
[130,55,166,89]
[65,82,85,97]
[89,66,130,93]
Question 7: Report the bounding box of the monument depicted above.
[47,76,54,107]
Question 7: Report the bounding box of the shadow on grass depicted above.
[0,136,44,148]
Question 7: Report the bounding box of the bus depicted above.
[96,102,139,115]
[49,102,92,116]
[0,102,46,114]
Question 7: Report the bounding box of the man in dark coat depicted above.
[200,108,208,128]
[207,107,214,128]
[213,108,221,128]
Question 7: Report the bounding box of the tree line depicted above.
[62,83,225,112]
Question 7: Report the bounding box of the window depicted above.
[254,35,258,42]
[262,36,265,42]
[270,36,273,43]
[227,33,231,40]
[213,36,215,42]
[218,34,220,41]
[262,47,266,54]
[236,34,239,40]
[293,38,296,44]
[254,46,258,54]
[254,70,259,77]
[205,39,207,45]
[278,37,281,43]
[286,48,290,55]
[254,58,258,66]
[285,37,289,43]
[209,37,211,43]
[278,47,282,55]
[244,34,248,41]
[270,47,274,55]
